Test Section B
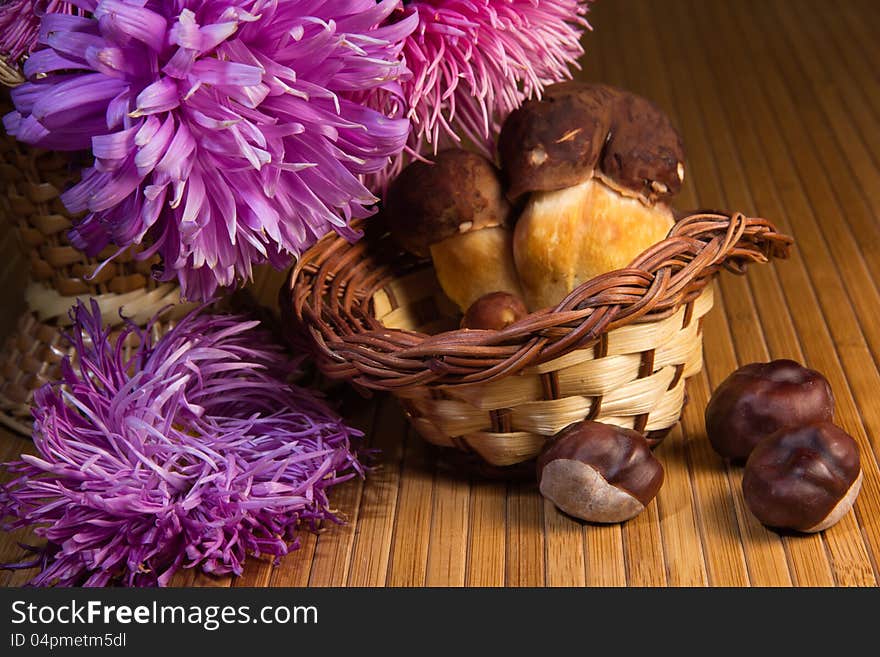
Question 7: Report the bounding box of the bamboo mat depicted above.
[2,0,880,587]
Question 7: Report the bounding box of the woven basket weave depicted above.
[0,311,178,436]
[286,212,791,470]
[0,93,190,435]
[0,58,23,88]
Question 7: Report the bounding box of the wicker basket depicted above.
[0,94,191,435]
[0,58,23,88]
[285,212,791,471]
[0,310,180,436]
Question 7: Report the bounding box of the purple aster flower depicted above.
[364,0,593,191]
[0,300,365,587]
[0,0,80,64]
[3,0,418,301]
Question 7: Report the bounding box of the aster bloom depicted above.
[0,0,79,64]
[3,0,418,300]
[0,301,365,587]
[365,0,593,190]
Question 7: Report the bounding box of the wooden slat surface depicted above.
[2,0,880,587]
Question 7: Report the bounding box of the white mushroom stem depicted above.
[513,178,675,311]
[429,226,525,312]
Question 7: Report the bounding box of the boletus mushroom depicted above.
[537,420,664,523]
[498,82,685,311]
[742,421,862,533]
[384,149,524,312]
[705,359,835,462]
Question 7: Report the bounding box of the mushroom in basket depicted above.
[383,149,525,314]
[348,79,792,527]
[499,82,686,311]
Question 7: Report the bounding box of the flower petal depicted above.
[93,0,168,53]
[45,28,104,62]
[106,89,132,130]
[86,158,142,212]
[131,78,180,117]
[38,13,99,46]
[180,169,205,225]
[24,49,92,78]
[30,73,125,129]
[134,114,174,174]
[190,59,262,87]
[92,125,138,160]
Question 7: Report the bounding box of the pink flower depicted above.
[0,0,80,63]
[4,0,417,300]
[0,301,365,587]
[365,0,593,191]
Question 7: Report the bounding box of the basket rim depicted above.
[286,211,792,390]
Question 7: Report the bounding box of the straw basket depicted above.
[285,212,791,473]
[0,93,189,435]
[0,58,23,88]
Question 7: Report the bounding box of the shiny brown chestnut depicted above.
[537,421,664,523]
[705,359,834,462]
[742,421,862,533]
[461,291,528,331]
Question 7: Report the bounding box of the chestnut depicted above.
[705,359,834,462]
[461,291,528,330]
[537,421,664,523]
[742,421,862,533]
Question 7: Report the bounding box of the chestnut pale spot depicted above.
[539,459,645,523]
[807,471,862,532]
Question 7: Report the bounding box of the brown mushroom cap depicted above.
[536,421,664,523]
[384,149,512,257]
[742,421,861,533]
[498,82,685,203]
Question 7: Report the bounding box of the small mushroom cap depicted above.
[536,421,664,523]
[706,359,835,462]
[461,291,528,330]
[384,149,512,257]
[742,421,862,533]
[498,82,685,203]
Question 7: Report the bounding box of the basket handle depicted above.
[509,211,790,366]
